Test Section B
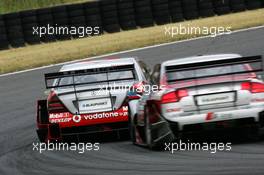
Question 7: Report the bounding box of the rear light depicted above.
[241,82,264,93]
[47,91,68,112]
[161,89,188,104]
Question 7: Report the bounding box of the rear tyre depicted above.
[130,115,137,145]
[36,100,49,142]
[145,107,163,150]
[37,128,48,142]
[246,124,261,141]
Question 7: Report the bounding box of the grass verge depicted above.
[0,9,264,74]
[0,0,88,14]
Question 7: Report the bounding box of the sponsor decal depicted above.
[206,112,216,121]
[252,98,264,102]
[83,111,128,120]
[166,108,181,113]
[49,113,70,119]
[122,106,128,111]
[82,101,107,108]
[49,113,72,123]
[48,106,129,124]
[50,118,72,123]
[215,113,233,120]
[72,115,81,123]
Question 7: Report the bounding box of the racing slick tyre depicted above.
[36,100,49,142]
[145,107,174,150]
[130,114,137,145]
[37,128,48,143]
[246,124,261,141]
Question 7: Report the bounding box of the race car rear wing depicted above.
[166,55,263,83]
[44,64,136,89]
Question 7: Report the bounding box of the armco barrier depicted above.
[0,0,263,50]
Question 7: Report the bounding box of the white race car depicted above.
[130,54,264,149]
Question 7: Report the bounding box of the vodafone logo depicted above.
[72,115,81,123]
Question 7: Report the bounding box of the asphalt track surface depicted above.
[0,27,264,175]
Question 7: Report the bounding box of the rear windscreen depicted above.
[58,70,135,86]
[167,64,245,82]
[166,60,262,84]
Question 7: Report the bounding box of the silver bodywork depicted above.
[53,58,146,115]
[158,54,264,131]
[132,54,264,148]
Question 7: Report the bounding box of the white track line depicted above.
[0,25,263,78]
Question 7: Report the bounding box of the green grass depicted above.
[0,0,89,14]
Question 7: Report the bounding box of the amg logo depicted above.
[202,96,229,102]
[82,102,107,108]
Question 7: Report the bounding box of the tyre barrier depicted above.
[84,1,103,35]
[213,0,231,15]
[245,0,262,10]
[182,0,199,20]
[20,9,41,44]
[151,0,171,25]
[134,0,154,27]
[229,0,246,12]
[52,5,71,40]
[0,0,263,50]
[199,0,215,17]
[3,12,25,48]
[37,7,57,42]
[169,0,184,22]
[117,0,137,30]
[0,16,9,50]
[100,0,121,33]
[67,3,87,38]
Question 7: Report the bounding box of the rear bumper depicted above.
[61,121,129,136]
[165,106,264,131]
[37,121,129,142]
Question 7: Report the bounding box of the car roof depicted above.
[162,54,242,67]
[60,57,137,72]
